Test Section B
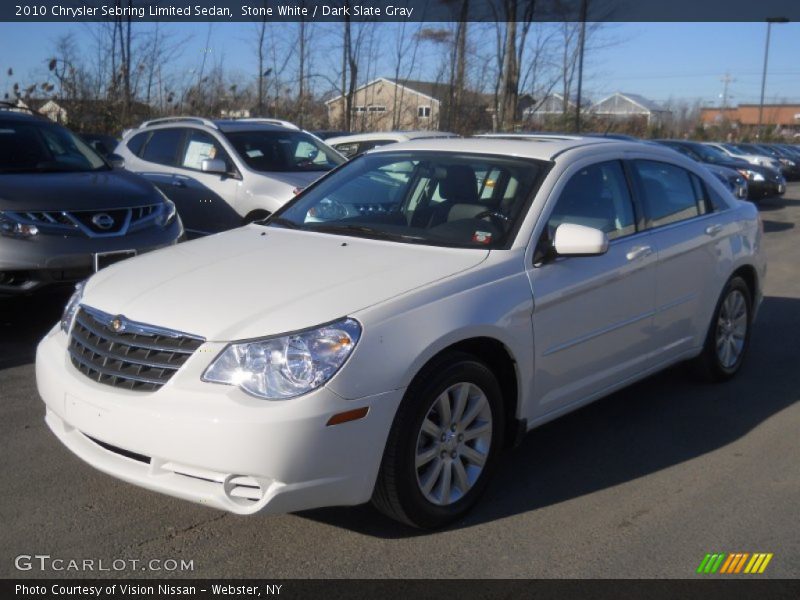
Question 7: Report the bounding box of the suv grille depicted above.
[68,306,204,392]
[9,205,160,238]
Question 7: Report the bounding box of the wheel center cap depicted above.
[444,431,458,452]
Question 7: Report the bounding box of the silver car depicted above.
[0,109,183,297]
[115,117,345,237]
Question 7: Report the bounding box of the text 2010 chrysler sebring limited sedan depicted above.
[37,137,765,528]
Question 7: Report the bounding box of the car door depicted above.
[528,159,657,416]
[170,129,243,236]
[133,127,185,204]
[629,159,726,363]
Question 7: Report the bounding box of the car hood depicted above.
[83,225,490,341]
[703,164,740,180]
[258,170,326,189]
[0,169,159,211]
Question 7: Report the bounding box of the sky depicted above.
[1,21,799,107]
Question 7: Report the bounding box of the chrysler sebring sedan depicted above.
[37,137,765,528]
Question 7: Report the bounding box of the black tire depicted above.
[243,210,270,225]
[372,352,505,529]
[689,276,752,382]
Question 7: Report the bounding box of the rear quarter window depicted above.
[140,128,184,166]
[126,132,149,157]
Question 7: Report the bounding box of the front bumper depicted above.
[747,178,786,199]
[0,220,182,296]
[36,327,403,515]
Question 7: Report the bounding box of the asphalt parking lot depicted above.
[2,185,799,579]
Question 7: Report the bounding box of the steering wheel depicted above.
[473,209,511,229]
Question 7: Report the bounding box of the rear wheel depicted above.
[689,276,752,382]
[372,353,505,529]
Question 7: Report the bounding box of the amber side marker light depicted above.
[326,407,369,426]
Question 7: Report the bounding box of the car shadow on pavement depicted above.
[0,290,70,370]
[757,196,800,212]
[762,220,795,233]
[298,295,800,537]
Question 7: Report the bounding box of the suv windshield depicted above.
[0,120,108,173]
[224,130,344,172]
[268,151,547,249]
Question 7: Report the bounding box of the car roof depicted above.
[0,109,50,123]
[128,116,302,135]
[326,131,458,145]
[363,136,636,161]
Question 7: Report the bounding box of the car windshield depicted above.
[268,151,547,249]
[223,129,345,172]
[692,143,729,163]
[0,120,108,173]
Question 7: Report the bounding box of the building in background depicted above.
[590,92,671,127]
[700,104,800,136]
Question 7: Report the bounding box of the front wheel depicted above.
[689,276,752,382]
[372,353,505,529]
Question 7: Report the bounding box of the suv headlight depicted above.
[0,212,39,238]
[203,318,362,399]
[60,281,86,333]
[154,189,177,227]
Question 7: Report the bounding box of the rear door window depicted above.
[633,160,703,228]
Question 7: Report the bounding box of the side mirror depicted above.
[107,153,125,168]
[201,158,227,174]
[553,223,609,256]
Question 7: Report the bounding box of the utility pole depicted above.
[720,72,735,109]
[758,17,789,139]
[574,0,588,133]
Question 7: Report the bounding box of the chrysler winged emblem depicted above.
[110,317,125,333]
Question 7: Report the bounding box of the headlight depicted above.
[0,212,38,238]
[156,198,177,227]
[154,188,177,227]
[203,318,362,399]
[60,281,86,333]
[738,169,764,182]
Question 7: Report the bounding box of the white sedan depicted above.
[37,137,765,528]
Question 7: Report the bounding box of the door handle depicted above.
[626,245,653,261]
[171,179,187,188]
[705,224,723,236]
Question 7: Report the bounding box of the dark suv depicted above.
[0,108,183,296]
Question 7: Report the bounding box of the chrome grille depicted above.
[68,306,204,392]
[9,204,160,238]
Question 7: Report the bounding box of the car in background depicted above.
[749,143,800,181]
[79,133,119,158]
[115,117,345,237]
[39,136,764,528]
[656,140,784,201]
[310,130,349,140]
[649,141,747,198]
[705,142,782,172]
[326,131,458,158]
[0,108,182,296]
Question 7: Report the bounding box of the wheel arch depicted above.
[406,336,523,448]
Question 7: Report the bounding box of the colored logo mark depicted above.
[697,553,773,574]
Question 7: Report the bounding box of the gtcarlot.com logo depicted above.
[697,552,773,574]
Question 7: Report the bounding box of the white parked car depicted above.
[114,117,345,236]
[38,137,765,528]
[326,130,458,158]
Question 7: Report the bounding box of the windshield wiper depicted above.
[308,223,427,243]
[265,216,303,229]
